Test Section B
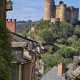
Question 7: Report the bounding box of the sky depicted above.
[7,0,80,21]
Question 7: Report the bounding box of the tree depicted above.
[0,22,12,80]
[53,22,74,39]
[38,30,55,45]
[56,46,78,58]
[67,35,77,45]
[74,26,80,37]
[41,53,54,73]
[60,22,74,38]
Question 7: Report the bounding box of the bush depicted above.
[74,26,80,37]
[67,35,77,45]
[56,46,78,58]
[38,30,55,45]
[0,22,12,80]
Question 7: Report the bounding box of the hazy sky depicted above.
[7,0,80,21]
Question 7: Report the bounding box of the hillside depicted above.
[16,20,33,33]
[19,19,80,73]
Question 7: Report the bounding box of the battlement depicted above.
[59,1,64,5]
[44,0,52,3]
[6,19,16,22]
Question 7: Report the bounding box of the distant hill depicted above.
[16,20,34,33]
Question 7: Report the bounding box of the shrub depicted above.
[0,22,12,80]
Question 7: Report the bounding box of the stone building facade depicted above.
[44,0,79,23]
[10,32,38,80]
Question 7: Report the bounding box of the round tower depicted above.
[44,0,52,21]
[44,0,55,21]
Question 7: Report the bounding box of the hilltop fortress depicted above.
[44,0,79,23]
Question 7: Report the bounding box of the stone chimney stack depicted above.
[58,63,65,77]
[6,19,16,33]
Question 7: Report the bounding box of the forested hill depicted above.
[16,20,34,33]
[18,19,80,73]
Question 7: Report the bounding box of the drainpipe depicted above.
[19,64,22,80]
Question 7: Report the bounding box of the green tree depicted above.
[38,30,55,45]
[60,22,74,38]
[56,46,77,58]
[0,22,12,80]
[67,35,78,45]
[74,25,80,37]
[41,53,54,73]
[53,22,74,39]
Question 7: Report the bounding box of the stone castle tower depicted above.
[44,0,55,21]
[44,0,79,23]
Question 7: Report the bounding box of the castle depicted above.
[44,0,79,23]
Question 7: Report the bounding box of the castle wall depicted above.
[55,3,79,23]
[44,0,79,23]
[66,8,70,22]
[56,5,60,20]
[66,7,79,23]
[72,8,79,22]
[74,9,79,21]
[56,2,67,22]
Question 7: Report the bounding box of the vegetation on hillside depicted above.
[18,19,80,73]
[0,22,12,80]
[16,20,33,33]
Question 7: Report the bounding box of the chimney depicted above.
[10,19,12,21]
[6,19,16,33]
[58,63,65,77]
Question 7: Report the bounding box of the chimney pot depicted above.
[6,19,8,21]
[58,63,65,77]
[10,19,12,21]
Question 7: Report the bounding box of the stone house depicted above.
[10,32,38,80]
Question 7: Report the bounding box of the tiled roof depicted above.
[10,31,38,50]
[10,32,38,43]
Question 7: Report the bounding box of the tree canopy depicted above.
[18,20,80,73]
[0,22,12,80]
